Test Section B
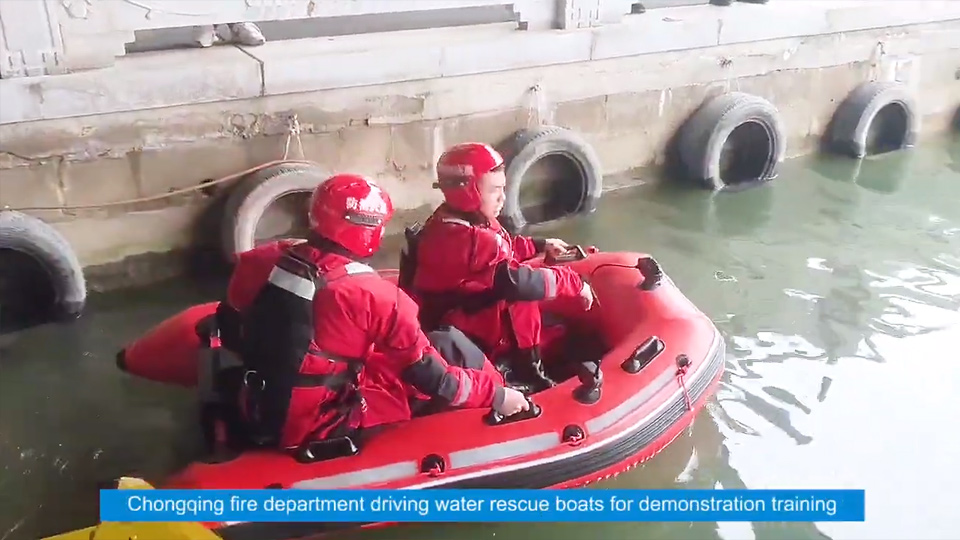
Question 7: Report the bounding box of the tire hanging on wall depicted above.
[220,162,331,263]
[677,91,786,191]
[826,81,918,159]
[0,210,86,334]
[495,125,603,234]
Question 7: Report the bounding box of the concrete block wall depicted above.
[1,2,958,289]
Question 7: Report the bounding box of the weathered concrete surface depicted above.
[4,1,960,124]
[1,3,959,290]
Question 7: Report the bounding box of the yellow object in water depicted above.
[42,477,223,540]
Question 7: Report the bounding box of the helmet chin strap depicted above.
[440,204,490,226]
[306,232,372,263]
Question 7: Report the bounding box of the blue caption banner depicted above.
[100,489,865,523]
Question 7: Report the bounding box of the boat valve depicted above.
[419,454,446,477]
[622,336,665,373]
[636,256,663,291]
[562,425,586,446]
[573,360,603,405]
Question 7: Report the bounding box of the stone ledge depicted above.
[0,46,263,125]
[2,0,959,126]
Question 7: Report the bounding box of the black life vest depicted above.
[398,221,423,296]
[236,246,377,448]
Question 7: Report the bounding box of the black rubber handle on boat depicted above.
[637,256,663,291]
[485,398,542,426]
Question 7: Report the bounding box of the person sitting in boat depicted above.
[213,173,529,453]
[398,142,595,394]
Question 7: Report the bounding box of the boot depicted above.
[518,346,556,393]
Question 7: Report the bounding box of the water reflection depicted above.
[809,151,914,195]
[637,181,775,238]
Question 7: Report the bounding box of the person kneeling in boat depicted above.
[399,142,595,395]
[213,173,529,454]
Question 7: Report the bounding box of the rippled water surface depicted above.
[2,138,959,540]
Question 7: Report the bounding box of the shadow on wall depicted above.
[657,100,700,190]
[187,188,235,280]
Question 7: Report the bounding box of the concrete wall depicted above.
[1,1,959,290]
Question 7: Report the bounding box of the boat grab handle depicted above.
[485,398,542,426]
[545,245,592,265]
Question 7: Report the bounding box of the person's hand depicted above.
[495,387,531,416]
[578,281,595,310]
[543,238,570,259]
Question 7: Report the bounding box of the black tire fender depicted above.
[678,91,786,190]
[495,125,603,233]
[0,210,86,321]
[827,81,918,159]
[220,162,330,262]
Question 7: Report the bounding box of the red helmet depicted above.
[434,142,504,213]
[308,173,394,258]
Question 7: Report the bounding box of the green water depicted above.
[2,138,959,540]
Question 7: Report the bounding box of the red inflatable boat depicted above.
[115,247,725,540]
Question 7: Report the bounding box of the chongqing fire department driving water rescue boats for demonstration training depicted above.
[115,246,726,540]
